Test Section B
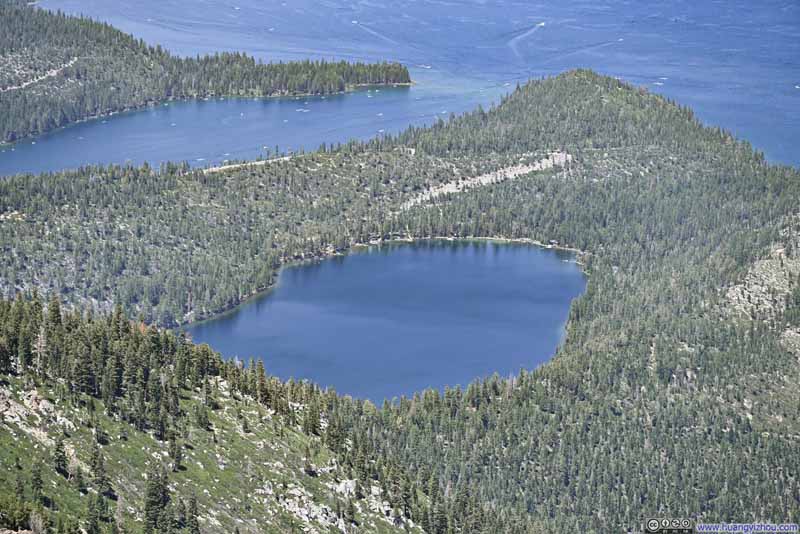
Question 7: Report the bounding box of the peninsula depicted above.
[0,1,411,143]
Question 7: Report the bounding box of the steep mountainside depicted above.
[0,298,427,534]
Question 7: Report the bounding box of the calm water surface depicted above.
[5,0,795,398]
[186,241,586,402]
[1,0,797,174]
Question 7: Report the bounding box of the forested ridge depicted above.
[2,70,800,532]
[0,0,410,143]
[0,296,441,533]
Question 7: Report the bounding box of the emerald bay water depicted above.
[1,0,798,175]
[186,241,586,402]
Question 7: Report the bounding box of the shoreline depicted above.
[180,235,589,330]
[0,82,413,150]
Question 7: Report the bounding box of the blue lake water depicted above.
[3,0,796,398]
[1,0,798,175]
[186,241,586,402]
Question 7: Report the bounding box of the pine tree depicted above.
[157,501,175,533]
[44,294,63,371]
[16,330,29,373]
[256,359,268,405]
[86,493,104,534]
[303,398,320,436]
[53,434,68,476]
[154,402,168,441]
[144,465,169,533]
[186,492,201,534]
[33,323,47,376]
[14,471,25,501]
[0,333,11,373]
[169,439,183,472]
[431,501,446,534]
[30,461,43,505]
[194,404,210,430]
[72,338,96,394]
[400,475,412,517]
[90,441,113,497]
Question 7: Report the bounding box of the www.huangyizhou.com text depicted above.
[695,524,799,533]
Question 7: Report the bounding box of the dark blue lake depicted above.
[186,241,586,402]
[1,0,797,175]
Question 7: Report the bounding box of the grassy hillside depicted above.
[0,303,425,533]
[0,1,410,143]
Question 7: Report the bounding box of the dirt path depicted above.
[203,155,292,174]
